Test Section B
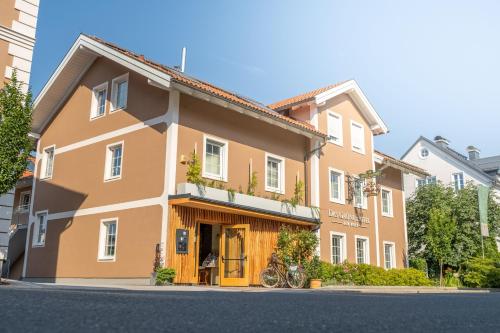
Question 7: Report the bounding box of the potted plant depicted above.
[155,268,176,286]
[305,256,322,289]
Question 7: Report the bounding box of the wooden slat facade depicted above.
[166,205,309,286]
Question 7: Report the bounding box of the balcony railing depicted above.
[176,182,320,223]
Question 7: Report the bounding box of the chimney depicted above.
[434,135,449,148]
[466,145,480,160]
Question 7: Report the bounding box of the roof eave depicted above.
[32,34,173,134]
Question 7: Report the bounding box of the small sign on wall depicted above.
[176,229,189,254]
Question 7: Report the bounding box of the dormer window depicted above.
[111,73,129,111]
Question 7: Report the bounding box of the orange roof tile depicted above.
[268,82,348,111]
[84,35,326,138]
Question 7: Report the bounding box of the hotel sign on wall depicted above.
[328,209,370,228]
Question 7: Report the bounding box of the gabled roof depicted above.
[374,150,429,177]
[268,80,389,135]
[401,136,496,183]
[268,82,347,110]
[33,34,326,139]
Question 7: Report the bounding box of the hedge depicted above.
[319,261,433,286]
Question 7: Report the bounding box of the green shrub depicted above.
[461,257,497,288]
[155,268,176,285]
[319,261,432,286]
[304,255,322,280]
[409,258,428,274]
[486,268,500,288]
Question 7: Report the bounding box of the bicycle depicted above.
[260,253,306,288]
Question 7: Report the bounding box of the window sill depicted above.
[265,187,284,195]
[97,257,116,262]
[32,244,45,248]
[202,173,227,183]
[90,114,105,121]
[40,176,53,181]
[381,212,394,218]
[351,148,366,155]
[329,198,345,205]
[110,106,127,113]
[328,140,344,147]
[104,176,122,183]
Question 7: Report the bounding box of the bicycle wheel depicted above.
[286,266,306,289]
[260,267,280,288]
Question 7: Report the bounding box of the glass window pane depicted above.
[356,239,365,264]
[205,140,223,177]
[116,81,128,109]
[267,157,280,190]
[110,146,122,177]
[330,171,340,200]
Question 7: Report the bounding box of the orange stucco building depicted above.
[22,34,426,286]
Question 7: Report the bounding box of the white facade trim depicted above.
[371,136,381,266]
[401,172,409,267]
[314,80,388,135]
[161,90,180,263]
[47,197,163,221]
[55,115,165,155]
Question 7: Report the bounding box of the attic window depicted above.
[111,73,129,111]
[419,148,429,159]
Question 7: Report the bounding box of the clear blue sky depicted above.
[30,0,500,158]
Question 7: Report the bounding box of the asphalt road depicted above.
[1,285,499,332]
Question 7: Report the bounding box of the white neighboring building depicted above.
[401,136,500,199]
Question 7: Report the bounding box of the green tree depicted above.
[406,183,453,261]
[426,207,456,286]
[0,72,32,195]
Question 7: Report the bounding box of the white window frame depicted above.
[32,210,48,247]
[202,134,228,182]
[40,145,55,180]
[353,176,368,209]
[90,81,108,120]
[452,172,465,191]
[110,73,129,112]
[104,141,124,182]
[354,235,370,264]
[383,241,396,269]
[330,231,347,264]
[350,120,365,155]
[327,111,343,146]
[19,191,31,212]
[265,152,285,194]
[380,187,393,217]
[97,218,119,261]
[328,167,345,204]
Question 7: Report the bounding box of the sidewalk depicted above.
[2,279,497,293]
[321,285,496,294]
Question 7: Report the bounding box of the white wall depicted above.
[402,140,492,198]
